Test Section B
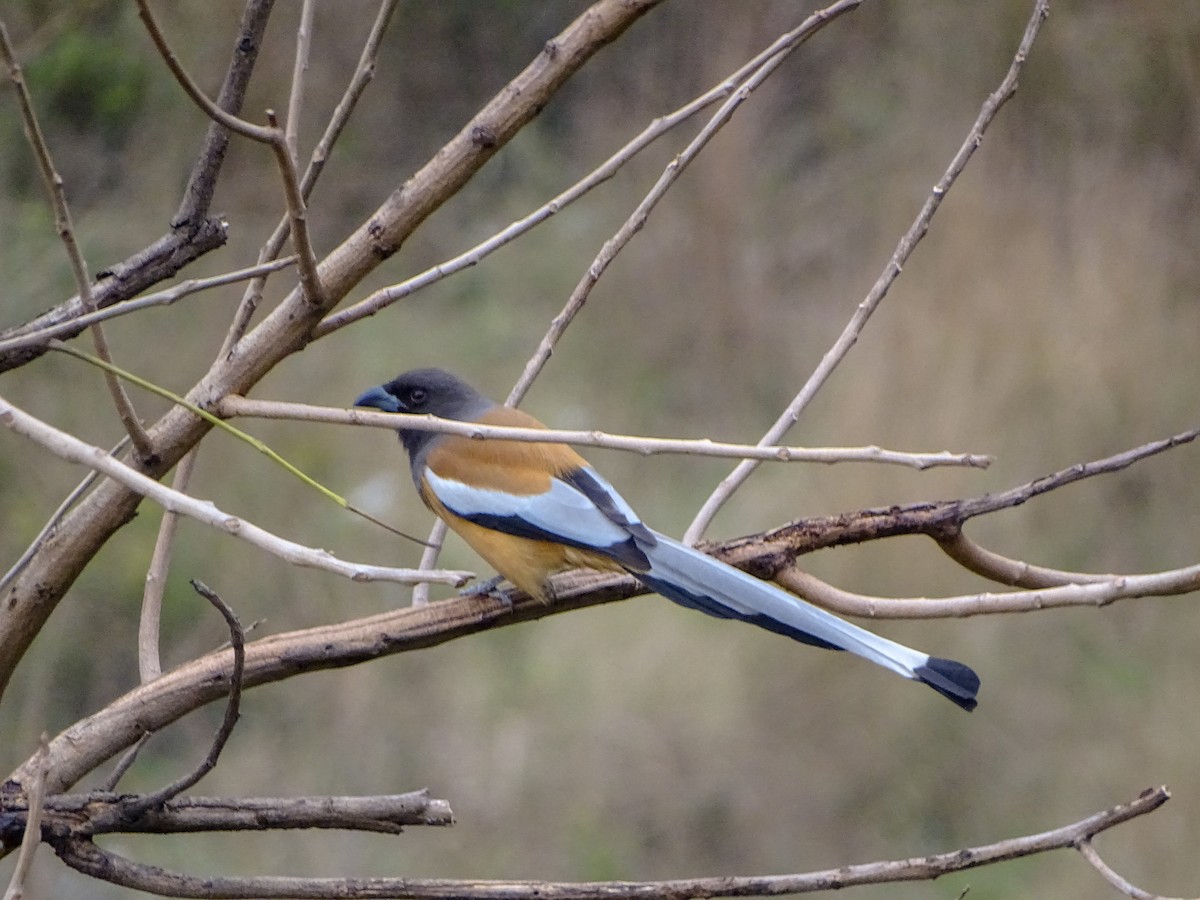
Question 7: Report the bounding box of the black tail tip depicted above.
[916,656,981,712]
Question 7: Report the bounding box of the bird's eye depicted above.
[407,387,428,406]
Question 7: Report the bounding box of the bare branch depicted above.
[1076,838,1197,900]
[284,0,315,161]
[98,733,152,794]
[52,788,1173,899]
[223,0,400,353]
[75,790,454,836]
[0,19,154,457]
[684,0,1052,544]
[0,395,472,588]
[2,735,48,900]
[315,1,858,339]
[936,531,1115,589]
[409,519,448,608]
[140,450,199,683]
[124,582,245,815]
[0,257,297,357]
[779,562,1200,620]
[510,0,862,404]
[221,396,992,469]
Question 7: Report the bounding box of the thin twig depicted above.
[937,531,1115,589]
[314,2,854,339]
[124,581,245,814]
[284,0,315,161]
[779,560,1200,620]
[172,0,274,227]
[0,20,153,458]
[264,109,327,308]
[54,788,1174,899]
[221,395,992,468]
[1,735,48,900]
[141,450,200,683]
[222,0,400,353]
[1076,838,1196,900]
[0,437,129,595]
[684,0,1051,544]
[510,0,862,406]
[0,396,472,587]
[136,0,326,308]
[409,520,448,608]
[0,258,297,356]
[98,732,153,794]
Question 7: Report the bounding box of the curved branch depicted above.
[936,531,1114,588]
[1076,837,1198,900]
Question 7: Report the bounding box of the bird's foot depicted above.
[459,575,513,608]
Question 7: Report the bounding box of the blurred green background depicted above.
[1,1,1198,897]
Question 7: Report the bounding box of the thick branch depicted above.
[0,0,664,702]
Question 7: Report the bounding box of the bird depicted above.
[354,368,980,711]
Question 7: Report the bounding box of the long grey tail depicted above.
[634,532,979,711]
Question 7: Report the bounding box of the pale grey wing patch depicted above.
[560,467,656,546]
[424,469,634,549]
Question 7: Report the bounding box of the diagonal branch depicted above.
[0,394,472,588]
[684,0,1051,544]
[0,0,271,373]
[509,0,862,405]
[0,19,154,457]
[0,0,664,703]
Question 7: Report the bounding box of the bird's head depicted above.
[354,368,493,459]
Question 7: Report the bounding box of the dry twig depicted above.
[123,581,245,815]
[685,0,1052,544]
[222,395,991,469]
[1,735,48,900]
[50,788,1173,900]
[223,0,400,352]
[0,19,153,457]
[140,450,199,683]
[0,396,472,588]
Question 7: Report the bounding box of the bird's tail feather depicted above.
[636,532,979,711]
